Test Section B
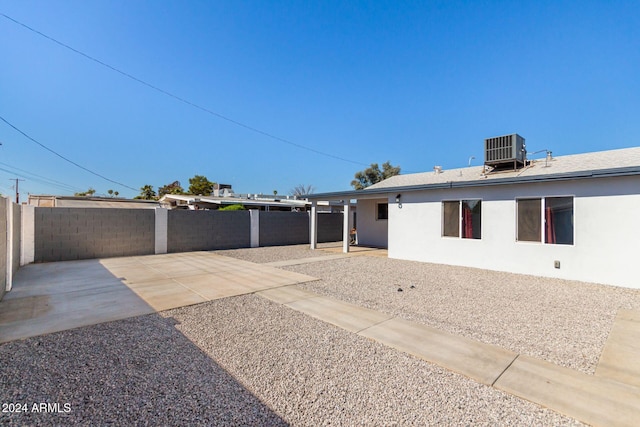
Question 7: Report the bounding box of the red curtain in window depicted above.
[463,203,473,238]
[545,206,556,244]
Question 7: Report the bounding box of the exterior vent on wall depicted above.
[484,133,526,170]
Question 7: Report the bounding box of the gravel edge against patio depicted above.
[217,244,640,375]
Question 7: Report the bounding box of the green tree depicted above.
[75,187,96,197]
[135,184,157,200]
[114,191,119,197]
[218,204,245,211]
[107,189,114,197]
[290,184,315,197]
[158,181,184,197]
[351,161,401,190]
[188,175,214,196]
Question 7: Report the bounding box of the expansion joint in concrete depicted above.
[355,316,396,335]
[491,354,520,387]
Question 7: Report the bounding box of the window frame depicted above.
[441,199,482,240]
[442,200,460,237]
[516,196,574,245]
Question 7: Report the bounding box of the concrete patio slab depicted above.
[494,354,640,427]
[359,317,518,386]
[596,309,640,387]
[126,278,207,311]
[142,261,210,278]
[257,285,318,304]
[174,274,256,300]
[0,252,318,343]
[104,264,170,284]
[0,283,155,343]
[285,295,393,333]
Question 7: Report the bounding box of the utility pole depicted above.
[10,178,25,203]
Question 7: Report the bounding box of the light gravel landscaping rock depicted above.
[290,256,640,374]
[0,313,286,426]
[220,245,640,375]
[215,242,339,264]
[166,295,582,426]
[0,294,583,425]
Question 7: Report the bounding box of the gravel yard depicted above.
[218,244,640,374]
[3,243,636,425]
[1,295,582,426]
[216,242,340,264]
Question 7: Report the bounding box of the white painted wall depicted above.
[388,175,640,289]
[20,205,35,266]
[154,208,168,254]
[250,209,260,248]
[356,198,389,248]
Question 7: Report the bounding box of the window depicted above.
[442,200,481,239]
[377,203,388,220]
[516,199,541,242]
[442,201,460,237]
[545,197,574,245]
[517,197,573,245]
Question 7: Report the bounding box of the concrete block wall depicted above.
[259,212,309,246]
[34,208,155,262]
[317,213,344,242]
[24,208,343,264]
[167,210,251,252]
[258,212,344,246]
[0,199,7,300]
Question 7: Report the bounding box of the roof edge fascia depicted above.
[307,166,640,200]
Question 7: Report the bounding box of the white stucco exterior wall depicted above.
[356,198,389,248]
[387,175,640,289]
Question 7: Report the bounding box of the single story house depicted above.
[308,144,640,289]
[28,195,160,209]
[159,194,310,211]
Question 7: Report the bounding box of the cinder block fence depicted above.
[33,207,156,262]
[20,207,342,264]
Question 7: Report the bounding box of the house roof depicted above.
[28,195,160,209]
[308,146,640,200]
[159,194,309,209]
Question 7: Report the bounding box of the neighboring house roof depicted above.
[308,146,640,200]
[159,194,309,209]
[28,195,160,209]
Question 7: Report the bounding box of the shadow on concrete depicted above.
[0,259,156,343]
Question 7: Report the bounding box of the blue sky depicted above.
[1,1,638,199]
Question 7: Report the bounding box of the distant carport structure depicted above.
[307,188,395,253]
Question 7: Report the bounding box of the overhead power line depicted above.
[0,12,368,167]
[0,161,83,192]
[0,115,138,191]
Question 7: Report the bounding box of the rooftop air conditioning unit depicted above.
[484,133,526,169]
